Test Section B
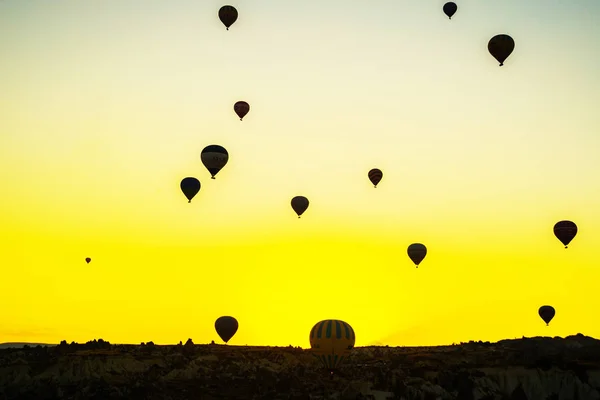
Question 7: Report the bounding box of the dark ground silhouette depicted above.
[1,334,600,399]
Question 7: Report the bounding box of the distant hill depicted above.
[1,334,599,399]
[0,342,55,349]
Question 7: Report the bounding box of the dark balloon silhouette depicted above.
[218,5,238,30]
[554,220,577,248]
[201,145,229,179]
[407,243,427,267]
[488,34,515,66]
[291,196,309,218]
[180,177,201,203]
[234,101,250,121]
[85,257,91,264]
[215,316,238,343]
[443,2,457,19]
[368,168,383,188]
[309,319,355,372]
[538,305,555,326]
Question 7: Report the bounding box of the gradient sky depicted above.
[1,0,599,348]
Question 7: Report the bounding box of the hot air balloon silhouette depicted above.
[538,305,555,326]
[553,220,577,248]
[234,101,250,121]
[218,5,238,30]
[368,168,383,188]
[180,177,200,203]
[215,316,238,343]
[309,319,355,373]
[201,145,229,179]
[291,196,309,218]
[407,243,427,267]
[488,34,515,66]
[443,2,457,19]
[85,257,91,264]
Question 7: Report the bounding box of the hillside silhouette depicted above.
[1,335,600,399]
[0,343,54,350]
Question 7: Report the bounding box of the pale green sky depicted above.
[0,0,599,346]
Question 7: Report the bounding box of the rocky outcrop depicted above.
[1,334,599,399]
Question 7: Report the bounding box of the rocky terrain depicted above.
[1,334,600,399]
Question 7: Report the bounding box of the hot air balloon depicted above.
[215,316,238,343]
[309,319,355,373]
[488,34,515,66]
[85,257,91,264]
[407,243,427,267]
[234,101,250,121]
[443,2,457,19]
[291,196,309,218]
[180,177,201,203]
[201,145,229,179]
[553,220,577,248]
[368,168,383,188]
[538,305,555,326]
[218,5,238,30]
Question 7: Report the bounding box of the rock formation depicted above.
[1,334,599,399]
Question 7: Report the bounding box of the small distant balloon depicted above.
[234,101,250,121]
[443,2,457,19]
[488,34,515,66]
[215,316,238,343]
[553,220,577,248]
[407,243,427,267]
[291,196,309,218]
[85,257,91,264]
[201,145,229,179]
[218,5,238,30]
[368,168,383,188]
[180,177,201,203]
[538,305,555,326]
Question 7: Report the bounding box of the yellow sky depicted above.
[1,0,599,347]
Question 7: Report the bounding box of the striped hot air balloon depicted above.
[368,168,383,188]
[309,319,355,371]
[201,145,229,179]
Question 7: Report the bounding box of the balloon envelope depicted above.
[180,177,201,203]
[291,196,309,218]
[538,305,555,326]
[368,168,383,187]
[215,316,238,343]
[234,101,250,120]
[309,319,355,371]
[85,257,91,264]
[201,145,229,179]
[218,5,238,30]
[488,34,515,66]
[407,243,427,267]
[443,2,457,19]
[553,220,577,248]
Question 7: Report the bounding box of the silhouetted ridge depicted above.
[1,335,599,399]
